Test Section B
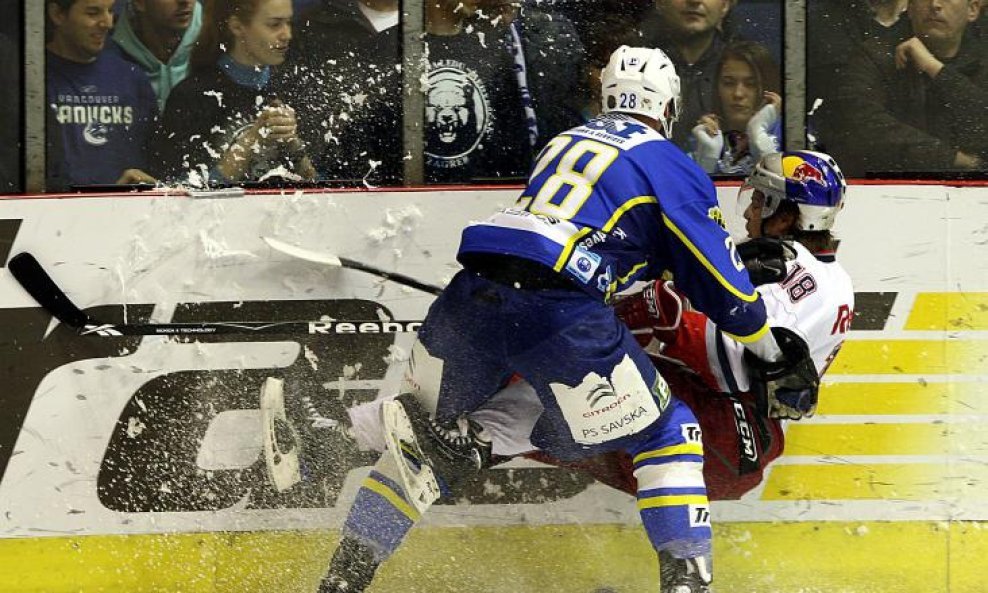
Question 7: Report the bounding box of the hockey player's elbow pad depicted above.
[745,327,819,420]
[736,237,797,286]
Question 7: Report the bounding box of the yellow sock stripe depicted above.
[637,494,709,511]
[361,476,421,521]
[632,442,704,465]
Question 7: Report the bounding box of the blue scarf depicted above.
[217,53,271,91]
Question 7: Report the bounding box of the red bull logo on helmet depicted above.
[782,155,826,186]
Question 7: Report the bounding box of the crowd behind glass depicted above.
[1,0,986,193]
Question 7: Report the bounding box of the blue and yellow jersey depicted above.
[458,113,769,341]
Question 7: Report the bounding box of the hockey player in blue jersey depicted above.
[316,46,819,593]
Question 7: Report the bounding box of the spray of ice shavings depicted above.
[366,205,425,244]
[197,229,258,264]
[203,90,224,107]
[342,363,362,379]
[304,345,320,371]
[263,188,340,243]
[126,416,147,438]
[259,165,302,183]
[384,344,408,365]
[302,393,341,429]
[362,160,382,189]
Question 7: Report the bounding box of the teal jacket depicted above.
[112,1,202,110]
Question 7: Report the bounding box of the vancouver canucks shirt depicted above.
[459,113,769,341]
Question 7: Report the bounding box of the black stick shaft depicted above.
[7,252,423,337]
[338,256,444,296]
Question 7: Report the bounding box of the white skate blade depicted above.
[261,377,302,492]
[381,399,440,513]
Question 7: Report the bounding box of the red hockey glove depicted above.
[613,280,688,344]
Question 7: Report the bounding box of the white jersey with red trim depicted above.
[656,241,855,393]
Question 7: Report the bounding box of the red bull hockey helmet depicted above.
[740,150,847,232]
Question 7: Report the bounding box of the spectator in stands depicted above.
[156,0,316,186]
[112,0,203,110]
[292,0,322,18]
[578,12,643,121]
[277,0,402,184]
[469,0,587,166]
[283,0,585,185]
[0,33,20,192]
[690,40,781,175]
[641,0,734,150]
[807,0,911,151]
[832,0,987,175]
[46,0,158,190]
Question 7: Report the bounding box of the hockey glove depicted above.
[691,121,724,174]
[736,237,797,286]
[745,327,820,420]
[613,280,688,344]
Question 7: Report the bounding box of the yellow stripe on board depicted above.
[828,340,988,375]
[762,463,988,501]
[817,382,988,415]
[906,293,988,330]
[1,523,986,593]
[783,422,988,456]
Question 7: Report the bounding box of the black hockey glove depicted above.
[745,327,820,420]
[736,237,797,286]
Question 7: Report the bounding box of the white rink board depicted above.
[0,185,986,542]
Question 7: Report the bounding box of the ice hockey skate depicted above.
[381,393,492,512]
[659,551,713,593]
[380,395,442,513]
[260,377,303,492]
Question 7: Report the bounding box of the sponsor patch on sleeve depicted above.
[565,246,602,284]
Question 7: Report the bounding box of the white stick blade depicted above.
[263,236,342,267]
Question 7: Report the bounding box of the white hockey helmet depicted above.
[742,150,847,232]
[601,45,681,136]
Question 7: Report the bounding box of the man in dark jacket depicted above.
[277,0,401,185]
[281,0,586,185]
[831,0,986,175]
[806,0,912,151]
[641,0,733,150]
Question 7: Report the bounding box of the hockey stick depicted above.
[262,237,444,296]
[7,252,423,336]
